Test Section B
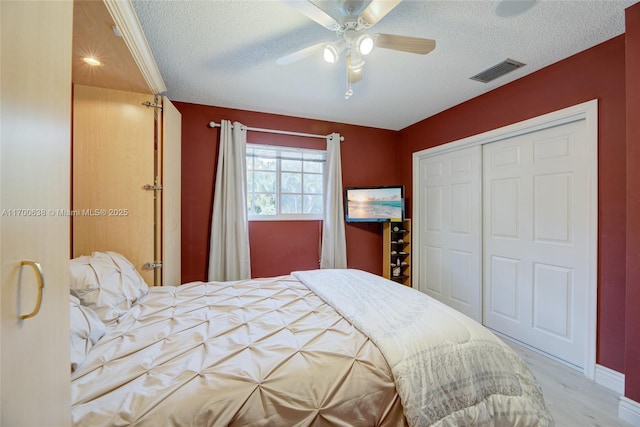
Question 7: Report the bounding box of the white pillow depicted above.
[70,294,106,373]
[70,251,149,325]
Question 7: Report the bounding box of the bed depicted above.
[70,252,553,426]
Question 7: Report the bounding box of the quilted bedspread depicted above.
[293,269,554,427]
[71,275,406,426]
[72,269,553,426]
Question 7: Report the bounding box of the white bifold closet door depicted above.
[416,146,483,322]
[483,119,589,369]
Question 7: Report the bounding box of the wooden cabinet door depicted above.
[73,85,156,285]
[0,1,72,425]
[160,97,182,286]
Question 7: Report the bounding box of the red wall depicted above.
[176,102,399,283]
[625,3,640,403]
[398,36,627,373]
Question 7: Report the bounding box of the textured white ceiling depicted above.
[132,0,637,131]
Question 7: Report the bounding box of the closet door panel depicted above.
[533,263,573,338]
[416,146,482,321]
[534,173,573,243]
[489,178,520,239]
[73,85,155,285]
[449,249,474,305]
[423,245,443,294]
[483,120,588,369]
[487,255,521,321]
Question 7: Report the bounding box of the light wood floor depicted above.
[503,338,633,427]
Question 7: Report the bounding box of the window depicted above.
[246,144,325,220]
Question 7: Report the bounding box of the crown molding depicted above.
[103,0,167,95]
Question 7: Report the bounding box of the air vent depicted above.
[470,59,526,83]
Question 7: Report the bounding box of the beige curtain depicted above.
[208,120,251,281]
[320,133,347,268]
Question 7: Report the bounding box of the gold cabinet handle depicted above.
[19,261,44,320]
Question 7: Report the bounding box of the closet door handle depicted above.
[19,261,45,320]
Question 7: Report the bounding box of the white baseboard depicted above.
[619,396,640,426]
[595,364,625,395]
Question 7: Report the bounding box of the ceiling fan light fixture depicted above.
[323,44,339,63]
[323,40,345,63]
[348,67,363,83]
[357,34,374,55]
[347,50,365,70]
[280,0,435,99]
[346,52,364,86]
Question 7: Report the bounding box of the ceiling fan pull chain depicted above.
[345,64,353,99]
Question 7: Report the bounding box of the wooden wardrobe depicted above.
[70,0,181,287]
[72,86,181,286]
[1,1,73,424]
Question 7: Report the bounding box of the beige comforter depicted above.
[71,275,406,426]
[294,269,554,427]
[72,270,552,426]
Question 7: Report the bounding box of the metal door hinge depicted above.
[143,184,163,191]
[142,101,163,110]
[142,262,163,270]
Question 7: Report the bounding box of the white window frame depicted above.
[246,143,325,221]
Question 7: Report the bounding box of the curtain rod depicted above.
[208,121,344,141]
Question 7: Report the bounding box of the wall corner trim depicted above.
[595,364,625,395]
[619,396,640,425]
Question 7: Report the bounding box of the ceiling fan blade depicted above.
[375,34,436,55]
[360,0,402,26]
[281,0,341,31]
[276,43,325,65]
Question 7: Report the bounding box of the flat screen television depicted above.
[344,185,404,223]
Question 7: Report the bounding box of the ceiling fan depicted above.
[277,0,436,99]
